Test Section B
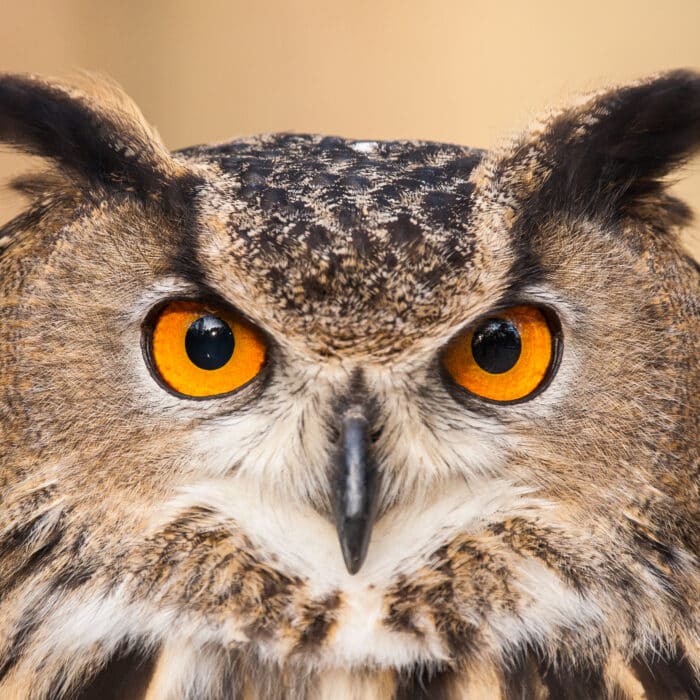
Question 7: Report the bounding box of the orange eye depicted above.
[149,301,266,397]
[442,306,557,403]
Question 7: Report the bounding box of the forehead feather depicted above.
[185,135,513,357]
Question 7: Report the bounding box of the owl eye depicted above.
[148,301,266,397]
[442,305,558,403]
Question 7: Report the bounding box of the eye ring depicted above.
[143,299,267,399]
[441,305,562,404]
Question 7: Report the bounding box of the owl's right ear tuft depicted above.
[0,73,185,202]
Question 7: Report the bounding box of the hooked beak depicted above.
[331,408,380,574]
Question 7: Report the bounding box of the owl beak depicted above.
[332,409,379,575]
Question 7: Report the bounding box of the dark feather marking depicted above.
[292,591,341,654]
[386,546,481,659]
[393,665,455,700]
[0,509,66,599]
[43,528,100,593]
[384,576,426,639]
[502,653,550,700]
[387,213,425,246]
[0,75,172,200]
[514,70,700,225]
[628,518,681,571]
[0,605,44,683]
[0,199,58,260]
[536,656,606,700]
[385,535,520,663]
[488,517,590,592]
[50,561,97,592]
[632,646,700,700]
[0,510,57,553]
[71,645,155,700]
[128,509,303,648]
[159,171,209,289]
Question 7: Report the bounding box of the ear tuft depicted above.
[505,70,700,224]
[0,73,183,200]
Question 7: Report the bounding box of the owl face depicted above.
[0,73,698,697]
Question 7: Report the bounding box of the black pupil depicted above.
[185,315,234,370]
[471,318,521,374]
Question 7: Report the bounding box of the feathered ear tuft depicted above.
[0,73,184,200]
[504,69,700,225]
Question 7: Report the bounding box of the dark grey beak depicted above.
[331,408,379,574]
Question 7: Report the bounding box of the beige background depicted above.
[0,0,698,257]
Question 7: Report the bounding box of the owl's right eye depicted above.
[147,301,266,398]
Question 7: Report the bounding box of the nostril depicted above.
[328,424,341,443]
[370,426,383,444]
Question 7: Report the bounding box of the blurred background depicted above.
[0,0,698,256]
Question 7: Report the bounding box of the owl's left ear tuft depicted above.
[510,69,700,226]
[0,73,187,202]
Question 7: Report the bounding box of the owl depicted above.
[0,69,698,700]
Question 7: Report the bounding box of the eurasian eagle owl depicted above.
[0,71,698,699]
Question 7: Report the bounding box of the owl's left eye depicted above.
[147,301,266,398]
[442,305,559,403]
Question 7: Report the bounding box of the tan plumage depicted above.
[0,70,698,699]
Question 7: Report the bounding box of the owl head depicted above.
[0,71,698,698]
